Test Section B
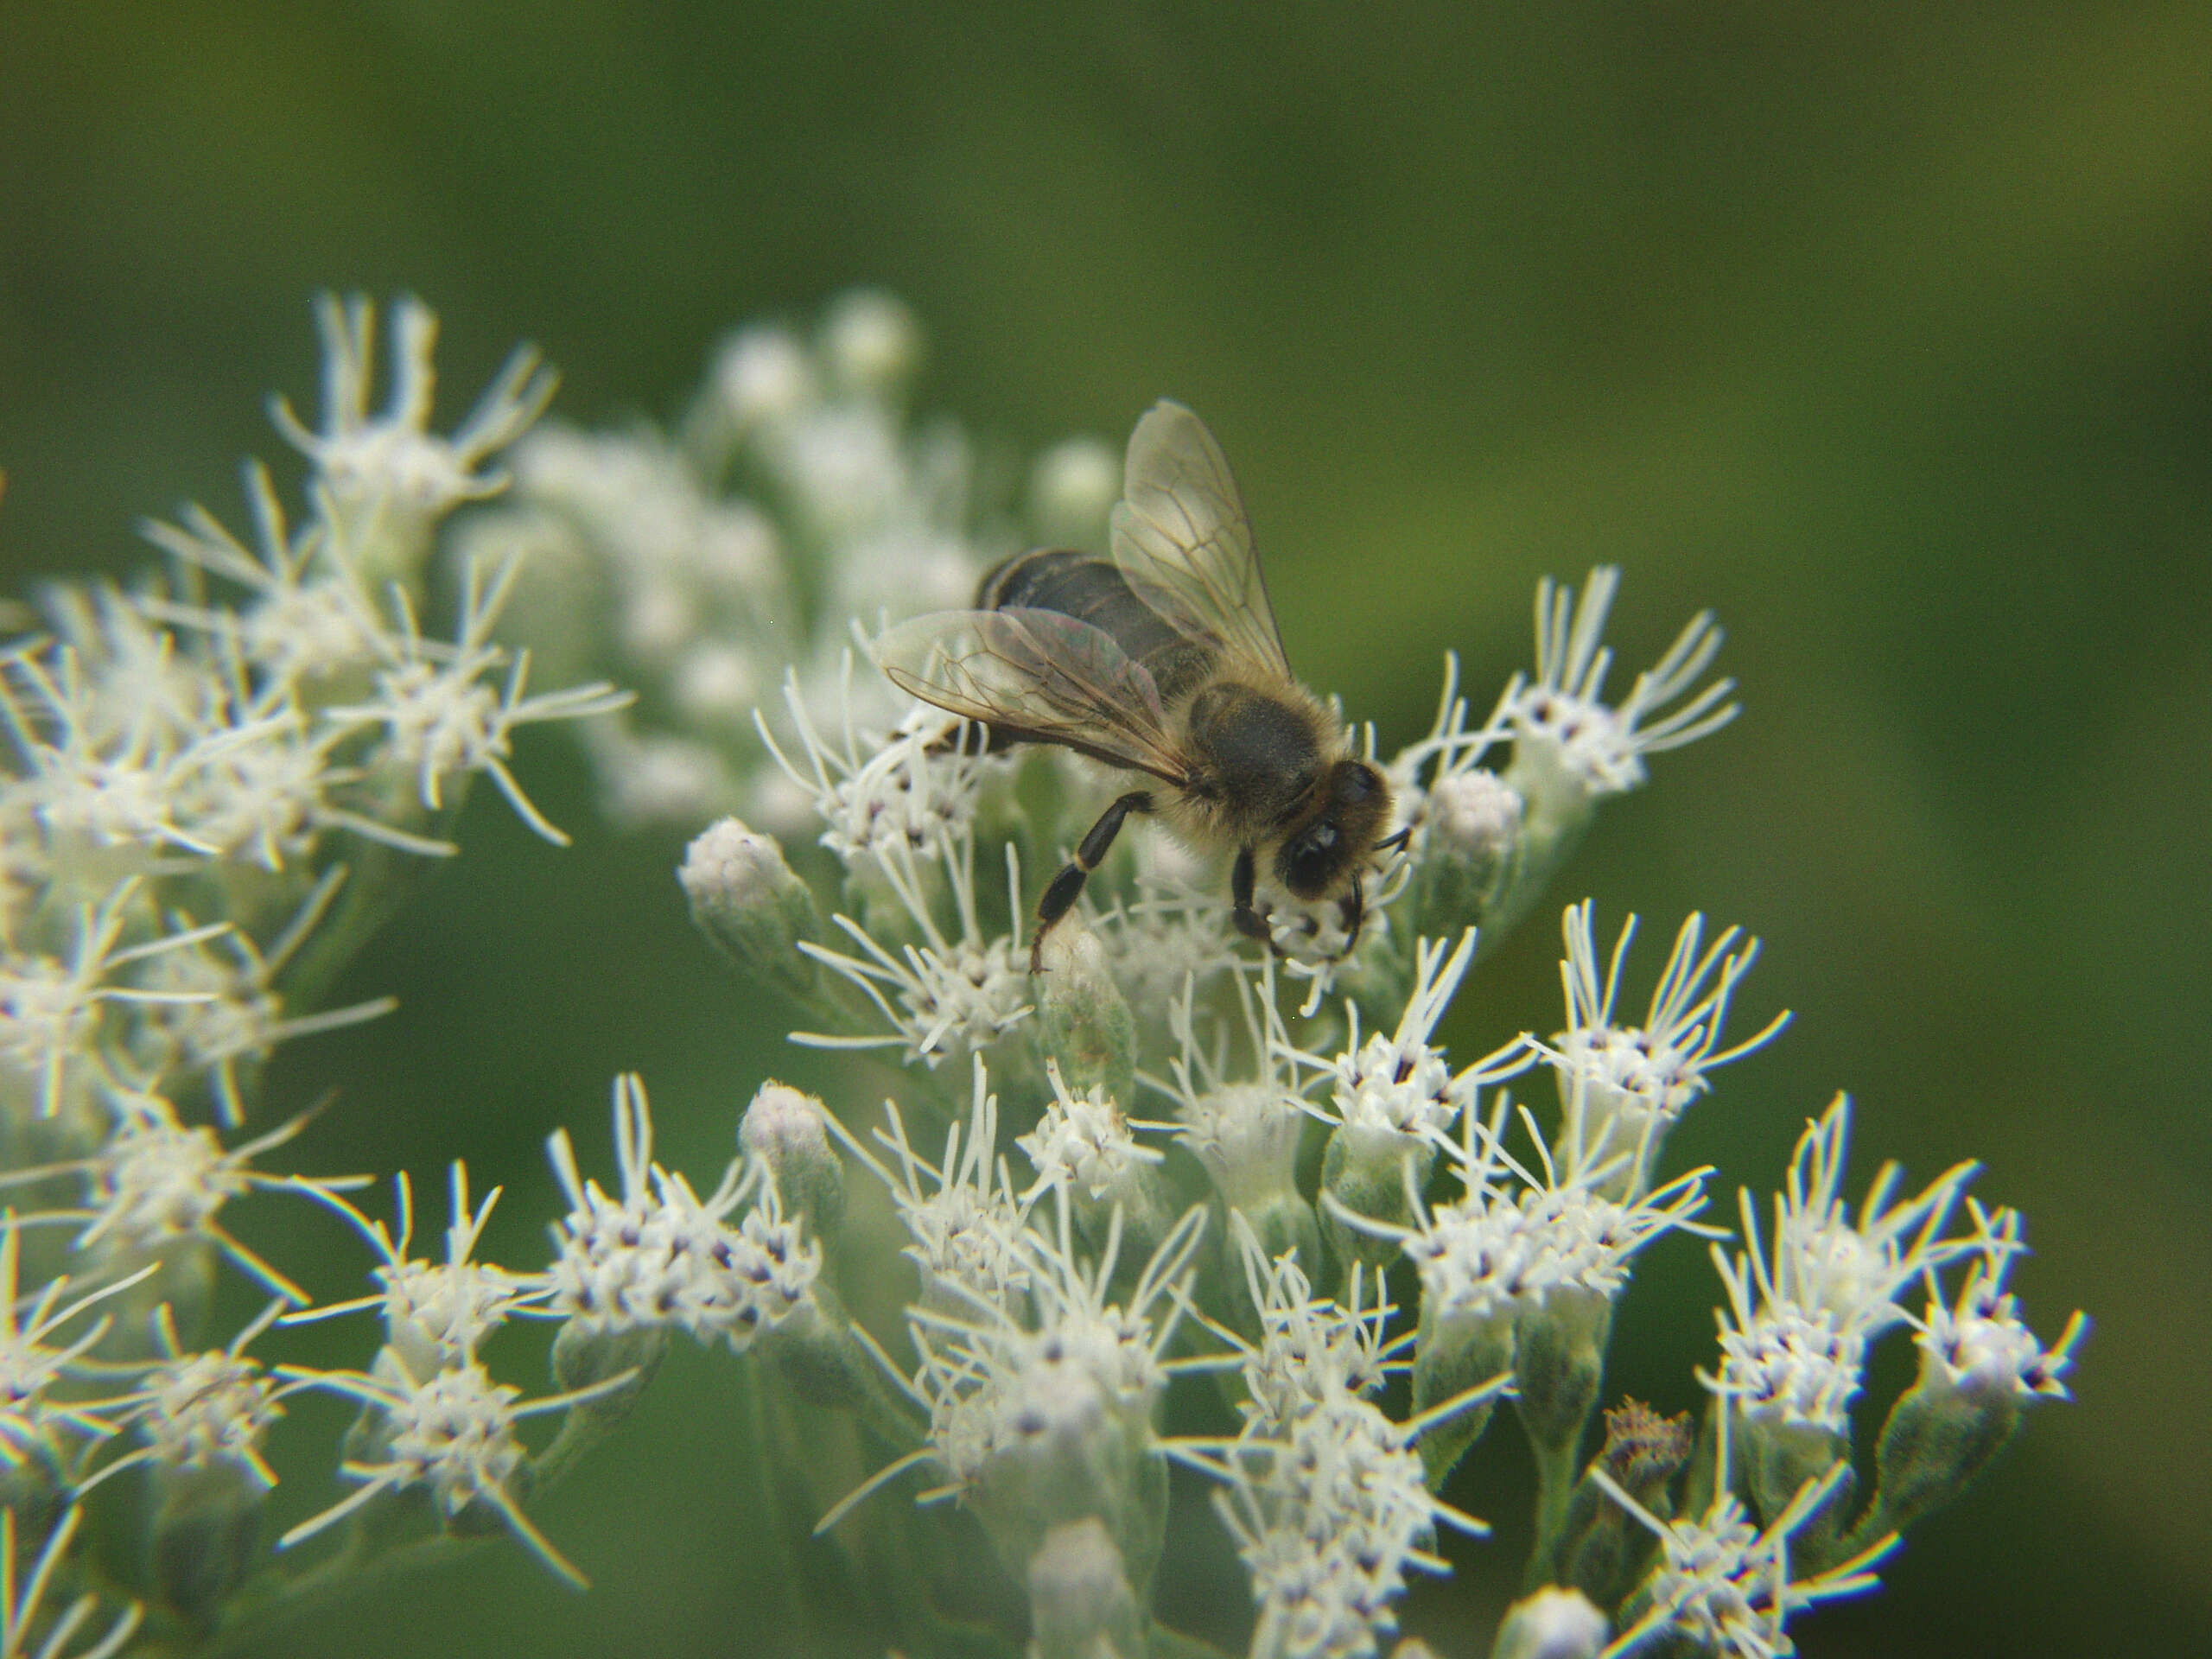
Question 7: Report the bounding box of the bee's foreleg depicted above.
[1229,847,1281,953]
[1032,791,1153,971]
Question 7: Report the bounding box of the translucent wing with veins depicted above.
[874,607,1193,785]
[1111,400,1293,683]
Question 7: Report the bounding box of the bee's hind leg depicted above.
[1032,791,1153,971]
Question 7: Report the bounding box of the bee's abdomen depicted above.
[980,549,1214,702]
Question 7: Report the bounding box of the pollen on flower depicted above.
[1016,1064,1166,1204]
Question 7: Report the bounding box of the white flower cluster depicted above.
[0,293,2082,1659]
[544,1075,820,1349]
[457,290,1122,833]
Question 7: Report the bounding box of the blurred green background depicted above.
[3,3,2208,1655]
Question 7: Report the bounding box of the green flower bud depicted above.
[1738,1412,1852,1567]
[1408,769,1526,944]
[1320,1123,1433,1277]
[1411,1299,1516,1490]
[1514,1288,1613,1462]
[550,1320,671,1433]
[1033,923,1135,1114]
[680,817,828,1001]
[740,1081,846,1255]
[148,1462,266,1625]
[1861,1370,2024,1548]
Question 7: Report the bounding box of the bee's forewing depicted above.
[873,608,1190,783]
[1110,401,1293,680]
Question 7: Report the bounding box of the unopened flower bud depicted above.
[680,817,828,1001]
[741,1081,845,1254]
[711,324,816,430]
[1491,1586,1608,1659]
[1861,1369,2025,1548]
[1412,769,1526,939]
[1033,923,1135,1115]
[1027,1517,1143,1659]
[1552,1400,1692,1607]
[1738,1413,1852,1566]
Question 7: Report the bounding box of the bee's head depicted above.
[1275,760,1393,902]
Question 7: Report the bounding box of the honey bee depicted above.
[874,400,1401,969]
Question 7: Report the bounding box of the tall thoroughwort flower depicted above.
[0,293,2080,1658]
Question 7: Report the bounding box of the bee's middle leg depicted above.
[1032,791,1153,971]
[1230,847,1281,952]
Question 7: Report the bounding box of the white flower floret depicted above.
[1346,1095,1716,1331]
[1386,649,1516,815]
[1156,965,1319,1212]
[1017,1061,1167,1205]
[822,1057,1032,1319]
[1325,930,1527,1154]
[1910,1201,2086,1402]
[1215,1218,1401,1430]
[1711,1095,1979,1434]
[1592,1458,1896,1659]
[270,294,556,556]
[105,1300,306,1492]
[0,1219,152,1468]
[1504,566,1738,803]
[707,322,817,430]
[1172,1226,1497,1659]
[124,872,397,1126]
[894,1192,1203,1519]
[0,645,224,862]
[758,659,995,871]
[1090,877,1241,1030]
[0,881,225,1122]
[287,1161,547,1376]
[791,830,1031,1069]
[76,1089,370,1306]
[821,289,924,397]
[276,1351,623,1589]
[1541,902,1789,1191]
[320,556,633,848]
[139,460,388,689]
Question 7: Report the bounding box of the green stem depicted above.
[1525,1435,1581,1592]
